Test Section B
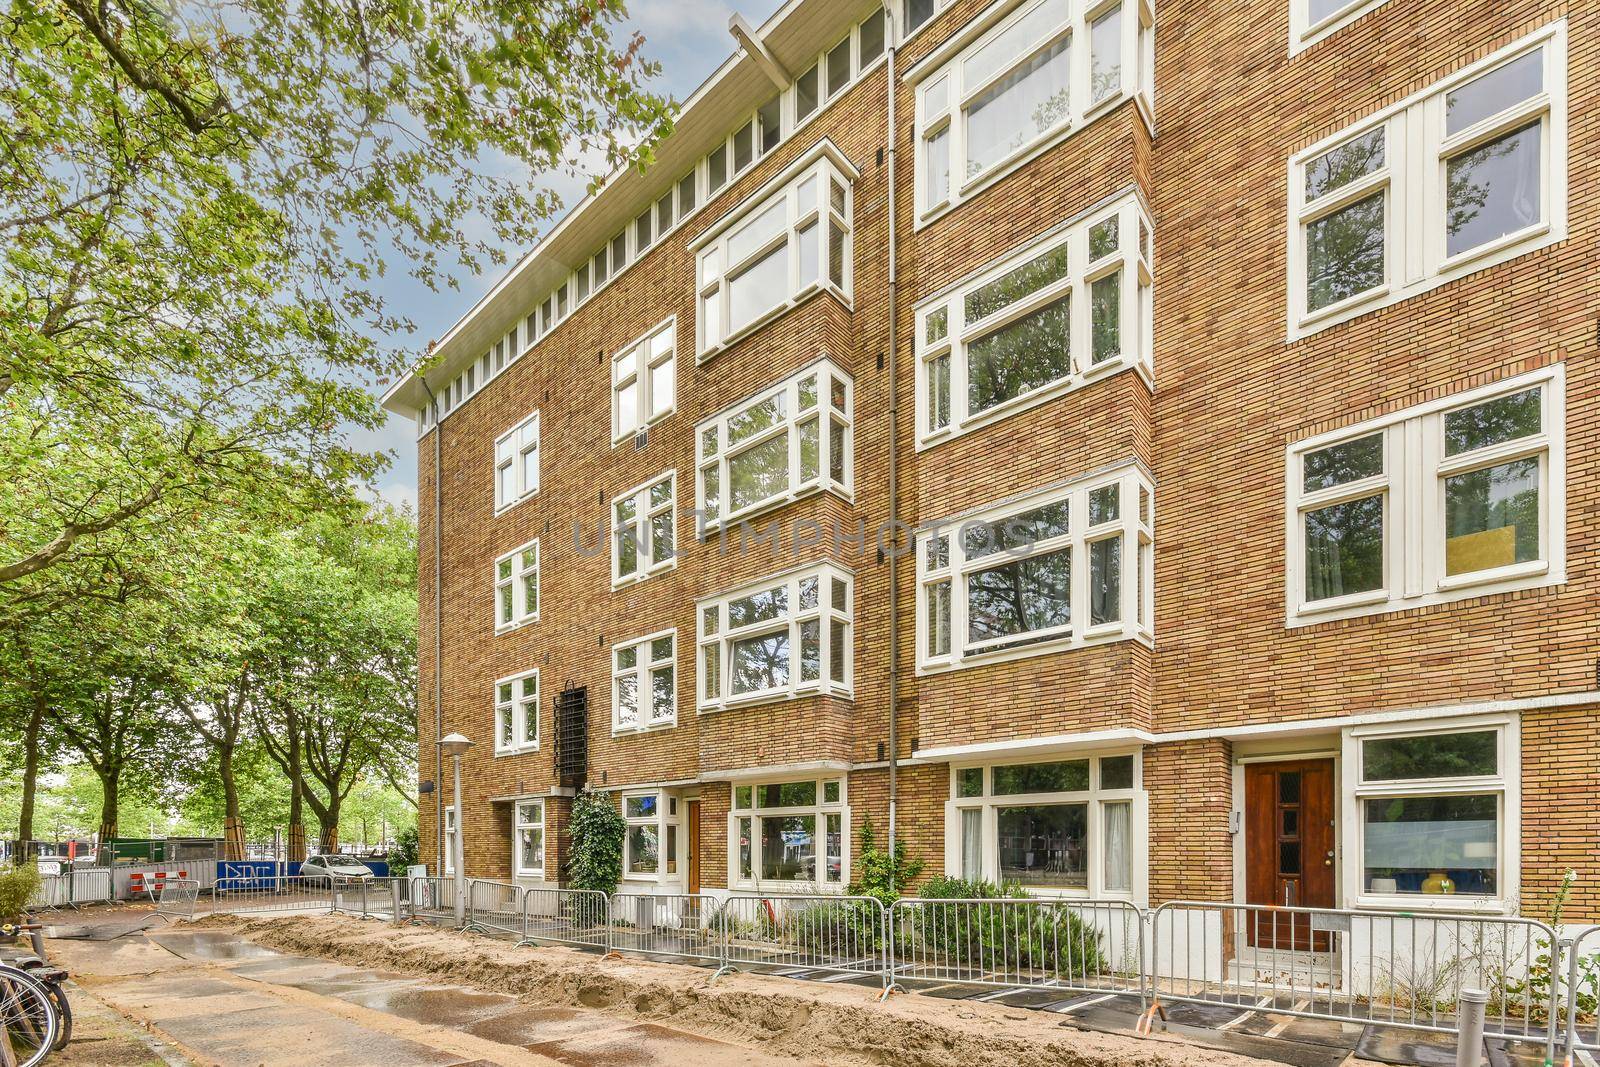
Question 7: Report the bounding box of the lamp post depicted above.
[438,733,474,926]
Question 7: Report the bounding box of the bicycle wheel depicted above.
[42,981,71,1052]
[0,965,58,1067]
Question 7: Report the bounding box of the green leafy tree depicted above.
[567,789,625,893]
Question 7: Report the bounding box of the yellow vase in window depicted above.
[1422,871,1456,895]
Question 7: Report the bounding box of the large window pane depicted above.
[1304,493,1384,601]
[761,814,816,881]
[963,501,1071,557]
[1363,794,1497,895]
[960,809,983,881]
[1103,800,1131,892]
[997,803,1087,887]
[925,127,950,206]
[927,580,952,657]
[963,0,1068,89]
[965,38,1071,180]
[1089,537,1121,625]
[965,245,1070,324]
[1444,388,1541,455]
[1090,273,1121,365]
[732,631,791,694]
[1364,730,1497,781]
[757,781,817,807]
[728,435,791,512]
[967,295,1071,415]
[627,825,659,874]
[967,548,1071,645]
[1306,192,1385,311]
[1446,51,1542,136]
[1089,7,1121,104]
[727,241,789,333]
[729,585,786,627]
[1444,458,1539,575]
[1305,128,1385,200]
[1446,123,1541,258]
[993,759,1089,795]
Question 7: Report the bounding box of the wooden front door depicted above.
[1244,759,1335,950]
[686,800,701,895]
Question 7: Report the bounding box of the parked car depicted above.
[299,855,374,884]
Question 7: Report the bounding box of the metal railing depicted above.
[1561,924,1600,1059]
[720,894,889,989]
[211,874,358,915]
[155,878,201,922]
[466,879,527,938]
[605,893,724,967]
[1146,901,1559,1061]
[519,888,610,951]
[405,875,458,925]
[890,896,1145,1003]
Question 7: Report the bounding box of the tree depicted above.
[0,0,673,608]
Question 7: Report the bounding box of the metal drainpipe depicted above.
[419,378,444,875]
[883,0,901,881]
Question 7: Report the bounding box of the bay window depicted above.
[915,0,1154,218]
[1287,366,1563,625]
[613,472,675,586]
[493,539,539,631]
[613,631,676,734]
[918,464,1153,672]
[949,753,1139,897]
[612,319,675,442]
[731,776,847,888]
[493,411,539,512]
[697,359,853,532]
[693,145,856,358]
[698,562,853,710]
[493,669,539,755]
[916,192,1151,445]
[1289,26,1565,337]
[623,792,679,880]
[1348,721,1513,903]
[513,800,544,877]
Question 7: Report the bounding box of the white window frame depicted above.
[612,318,676,443]
[442,805,457,875]
[612,629,677,735]
[493,668,540,755]
[945,752,1143,900]
[1286,365,1565,626]
[1290,0,1392,54]
[493,538,539,632]
[696,358,853,534]
[612,472,677,587]
[918,463,1153,675]
[729,775,849,890]
[916,191,1152,448]
[512,799,545,878]
[691,142,857,360]
[1288,25,1567,340]
[698,562,854,712]
[1341,715,1518,913]
[493,411,540,513]
[622,790,673,882]
[911,0,1154,223]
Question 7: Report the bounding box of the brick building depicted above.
[382,0,1600,922]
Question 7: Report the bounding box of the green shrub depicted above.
[846,819,923,909]
[566,789,625,894]
[0,864,42,920]
[899,876,1106,979]
[389,825,420,869]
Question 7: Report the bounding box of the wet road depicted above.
[52,927,819,1067]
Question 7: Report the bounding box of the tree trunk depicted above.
[219,743,245,860]
[287,760,306,863]
[96,770,119,864]
[318,812,338,854]
[17,697,44,846]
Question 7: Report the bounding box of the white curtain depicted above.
[1103,801,1131,892]
[960,809,983,881]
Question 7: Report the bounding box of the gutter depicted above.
[883,0,901,881]
[419,378,444,874]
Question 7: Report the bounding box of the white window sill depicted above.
[611,410,675,449]
[612,719,678,738]
[699,681,852,715]
[1352,893,1512,916]
[493,743,540,757]
[495,617,539,636]
[917,622,1149,677]
[494,491,539,518]
[612,562,677,590]
[917,356,1148,453]
[731,881,848,895]
[1437,558,1548,592]
[1288,563,1561,628]
[698,481,854,539]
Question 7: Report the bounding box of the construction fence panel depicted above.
[467,879,527,939]
[607,893,723,967]
[519,888,611,952]
[211,875,338,915]
[1560,925,1600,1058]
[720,894,888,988]
[890,897,1146,1002]
[406,876,458,926]
[1147,901,1558,1060]
[156,878,201,922]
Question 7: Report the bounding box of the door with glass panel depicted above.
[1244,759,1335,950]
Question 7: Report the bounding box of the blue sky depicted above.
[356,0,774,511]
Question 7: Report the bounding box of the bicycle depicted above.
[3,922,70,1053]
[0,962,58,1067]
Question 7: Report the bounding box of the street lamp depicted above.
[438,733,474,926]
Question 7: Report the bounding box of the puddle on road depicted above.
[150,930,280,960]
[525,1020,770,1067]
[334,984,517,1028]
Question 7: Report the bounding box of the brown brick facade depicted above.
[404,0,1600,920]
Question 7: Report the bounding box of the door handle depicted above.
[1324,849,1334,868]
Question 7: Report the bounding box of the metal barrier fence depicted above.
[606,893,724,967]
[212,875,344,915]
[721,894,888,989]
[519,888,610,951]
[29,869,114,910]
[890,897,1145,1003]
[1146,901,1559,1061]
[156,878,201,922]
[406,875,458,925]
[467,879,527,938]
[1561,924,1600,1059]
